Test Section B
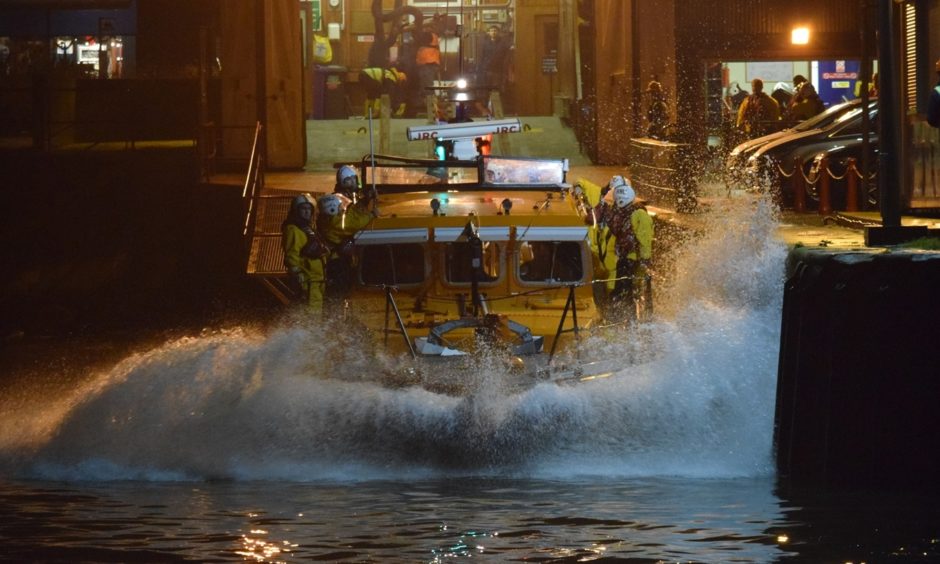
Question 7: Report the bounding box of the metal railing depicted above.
[241,121,265,248]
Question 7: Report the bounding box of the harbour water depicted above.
[1,195,938,562]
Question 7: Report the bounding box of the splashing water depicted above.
[0,194,787,482]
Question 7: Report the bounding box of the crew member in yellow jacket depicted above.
[282,193,328,312]
[585,175,653,320]
[317,190,375,307]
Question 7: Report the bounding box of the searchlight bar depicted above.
[406,118,522,142]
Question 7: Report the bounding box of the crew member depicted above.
[335,165,361,200]
[645,80,669,139]
[928,59,940,128]
[588,176,653,320]
[281,193,328,312]
[736,78,780,138]
[317,191,375,306]
[359,67,408,118]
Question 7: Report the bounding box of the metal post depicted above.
[792,157,806,213]
[818,156,832,216]
[876,0,900,228]
[864,0,929,244]
[859,0,872,211]
[846,158,859,212]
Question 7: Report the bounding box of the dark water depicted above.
[2,476,939,562]
[2,198,938,562]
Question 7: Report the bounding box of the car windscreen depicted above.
[794,101,859,132]
[830,107,878,137]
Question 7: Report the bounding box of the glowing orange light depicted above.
[791,27,810,45]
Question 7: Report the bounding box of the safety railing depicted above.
[775,156,877,215]
[241,122,265,258]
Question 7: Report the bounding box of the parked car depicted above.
[725,98,863,173]
[741,101,878,203]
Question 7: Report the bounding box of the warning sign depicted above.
[822,72,858,80]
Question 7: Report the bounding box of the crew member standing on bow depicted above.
[588,176,653,320]
[282,193,329,312]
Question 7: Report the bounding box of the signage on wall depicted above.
[744,61,791,83]
[541,56,557,74]
[817,60,861,106]
[311,0,322,31]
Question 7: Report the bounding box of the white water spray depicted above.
[0,194,787,482]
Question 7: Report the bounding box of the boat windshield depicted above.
[359,244,425,286]
[483,157,567,185]
[518,241,584,283]
[445,241,501,283]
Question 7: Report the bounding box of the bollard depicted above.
[817,156,832,216]
[845,158,859,212]
[791,157,806,212]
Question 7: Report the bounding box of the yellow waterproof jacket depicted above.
[736,93,780,133]
[319,203,374,249]
[579,178,653,289]
[626,207,653,261]
[282,224,325,282]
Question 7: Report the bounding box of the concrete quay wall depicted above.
[776,247,940,489]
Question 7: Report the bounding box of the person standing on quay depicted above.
[928,59,940,128]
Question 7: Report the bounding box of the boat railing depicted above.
[548,285,582,361]
[369,280,591,360]
[381,285,417,359]
[241,121,265,252]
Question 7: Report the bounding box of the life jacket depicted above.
[597,201,646,258]
[299,225,328,260]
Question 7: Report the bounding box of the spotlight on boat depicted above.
[501,198,512,215]
[508,356,526,374]
[456,78,468,89]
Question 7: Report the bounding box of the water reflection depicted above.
[1,477,795,562]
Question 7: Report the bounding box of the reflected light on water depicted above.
[237,529,295,562]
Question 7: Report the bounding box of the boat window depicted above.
[518,241,584,283]
[444,242,501,283]
[359,244,425,285]
[483,157,566,185]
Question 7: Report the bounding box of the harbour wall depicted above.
[776,247,940,490]
[0,149,273,338]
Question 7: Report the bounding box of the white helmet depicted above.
[611,176,636,208]
[336,165,359,197]
[292,193,315,210]
[318,194,343,216]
